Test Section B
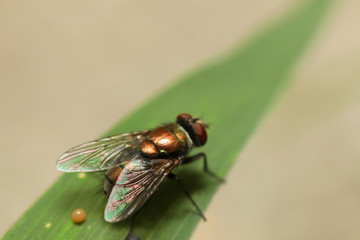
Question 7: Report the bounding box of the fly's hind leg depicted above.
[125,212,141,240]
[182,153,225,182]
[168,173,207,221]
[125,195,154,240]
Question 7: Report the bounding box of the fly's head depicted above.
[176,113,209,147]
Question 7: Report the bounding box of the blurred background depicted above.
[1,0,359,239]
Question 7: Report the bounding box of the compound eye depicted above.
[177,113,192,122]
[193,123,207,146]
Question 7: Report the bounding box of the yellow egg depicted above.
[72,208,86,224]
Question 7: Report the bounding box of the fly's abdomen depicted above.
[104,166,124,197]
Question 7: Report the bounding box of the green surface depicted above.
[3,0,333,239]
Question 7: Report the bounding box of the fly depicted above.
[56,113,223,240]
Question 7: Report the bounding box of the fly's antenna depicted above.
[193,118,210,129]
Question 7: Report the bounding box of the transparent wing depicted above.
[104,157,176,222]
[56,131,148,172]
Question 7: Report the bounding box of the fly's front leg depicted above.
[168,173,207,221]
[182,153,225,182]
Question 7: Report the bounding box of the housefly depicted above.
[56,113,223,239]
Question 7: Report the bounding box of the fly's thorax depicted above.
[140,123,192,157]
[167,123,193,150]
[140,139,158,158]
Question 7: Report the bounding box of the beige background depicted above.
[1,0,360,239]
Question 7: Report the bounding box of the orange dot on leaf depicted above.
[72,208,86,224]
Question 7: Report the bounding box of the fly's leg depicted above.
[125,195,155,240]
[125,213,141,240]
[168,173,207,221]
[182,153,225,182]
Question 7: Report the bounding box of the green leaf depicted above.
[3,0,333,239]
